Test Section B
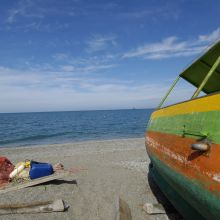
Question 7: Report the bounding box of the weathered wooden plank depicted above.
[0,199,67,215]
[0,171,70,194]
[116,197,132,220]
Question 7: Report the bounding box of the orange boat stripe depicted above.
[146,131,220,193]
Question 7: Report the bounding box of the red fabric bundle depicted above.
[0,157,14,186]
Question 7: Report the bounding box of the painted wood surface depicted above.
[145,93,220,220]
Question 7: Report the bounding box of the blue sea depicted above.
[0,109,153,148]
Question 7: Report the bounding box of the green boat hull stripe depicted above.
[149,154,220,220]
[147,110,220,143]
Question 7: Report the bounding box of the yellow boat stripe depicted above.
[152,93,220,119]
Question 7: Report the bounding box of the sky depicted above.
[0,0,220,113]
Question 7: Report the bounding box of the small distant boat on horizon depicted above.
[145,40,220,220]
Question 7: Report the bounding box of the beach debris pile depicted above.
[0,157,85,216]
[0,157,84,196]
[0,156,65,186]
[10,160,64,182]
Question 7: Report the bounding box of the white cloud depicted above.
[7,9,22,23]
[119,3,179,21]
[53,53,69,61]
[86,35,117,52]
[123,27,220,60]
[52,53,117,74]
[0,64,199,112]
[61,65,75,72]
[0,65,167,112]
[6,0,44,23]
[198,27,220,43]
[59,63,115,73]
[5,0,77,26]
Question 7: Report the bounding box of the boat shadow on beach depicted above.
[147,169,184,220]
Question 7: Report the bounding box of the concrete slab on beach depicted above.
[0,138,183,220]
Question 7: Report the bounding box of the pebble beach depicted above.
[0,138,182,220]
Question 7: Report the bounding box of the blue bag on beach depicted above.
[29,161,53,179]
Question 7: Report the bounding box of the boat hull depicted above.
[148,155,205,220]
[145,93,220,220]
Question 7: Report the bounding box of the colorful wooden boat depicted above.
[145,40,220,220]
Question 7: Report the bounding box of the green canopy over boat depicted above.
[180,40,220,94]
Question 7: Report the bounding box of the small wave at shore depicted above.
[0,131,73,145]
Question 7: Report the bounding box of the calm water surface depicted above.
[0,109,153,148]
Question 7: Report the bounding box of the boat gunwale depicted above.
[156,90,220,112]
